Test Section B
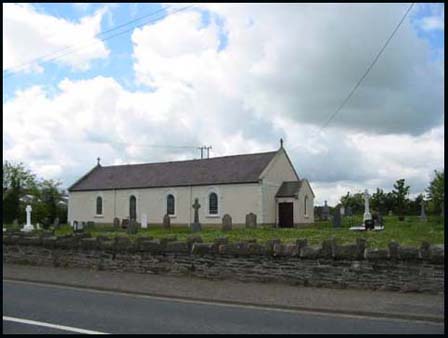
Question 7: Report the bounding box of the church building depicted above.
[67,141,315,228]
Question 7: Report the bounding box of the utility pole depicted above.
[197,145,212,159]
[197,146,204,159]
[205,146,212,159]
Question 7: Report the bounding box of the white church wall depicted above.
[260,149,299,225]
[68,183,260,227]
[297,180,315,224]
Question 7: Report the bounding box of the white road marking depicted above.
[3,316,108,334]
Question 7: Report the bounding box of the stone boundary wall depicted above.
[3,231,444,294]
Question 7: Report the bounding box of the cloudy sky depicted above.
[3,3,444,205]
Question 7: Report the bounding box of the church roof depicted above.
[68,151,278,192]
[275,181,303,198]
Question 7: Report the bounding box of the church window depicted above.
[96,196,102,215]
[209,192,218,215]
[304,196,308,216]
[167,194,175,215]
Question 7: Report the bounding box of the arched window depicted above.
[96,196,102,215]
[209,192,218,215]
[129,195,137,221]
[167,194,175,215]
[304,196,308,216]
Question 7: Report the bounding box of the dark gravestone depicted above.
[332,207,341,228]
[191,199,202,232]
[373,212,384,228]
[42,217,51,229]
[163,214,171,229]
[53,217,60,228]
[346,206,353,217]
[365,219,374,230]
[127,220,138,235]
[322,201,330,221]
[121,219,129,229]
[113,217,120,228]
[245,212,257,228]
[12,219,18,226]
[222,214,232,231]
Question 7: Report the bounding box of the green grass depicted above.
[4,215,444,248]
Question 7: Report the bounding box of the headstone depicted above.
[12,219,18,226]
[222,214,232,231]
[73,220,84,233]
[340,206,345,216]
[332,207,341,228]
[364,219,374,230]
[362,189,372,222]
[346,206,353,217]
[53,217,60,228]
[191,198,202,232]
[245,212,257,228]
[322,201,330,221]
[127,219,138,235]
[163,214,171,229]
[121,219,130,229]
[377,212,384,228]
[22,205,34,232]
[388,210,393,216]
[141,213,148,229]
[113,217,120,228]
[419,200,427,222]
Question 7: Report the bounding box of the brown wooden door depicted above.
[279,202,294,228]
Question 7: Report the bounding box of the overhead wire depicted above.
[3,5,194,77]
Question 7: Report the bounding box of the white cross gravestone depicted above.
[141,213,148,229]
[22,205,34,232]
[420,200,427,222]
[363,189,372,223]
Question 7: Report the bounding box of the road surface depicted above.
[3,280,444,334]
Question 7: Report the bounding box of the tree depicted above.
[2,161,38,224]
[36,179,64,227]
[371,188,387,214]
[392,179,410,218]
[340,191,364,214]
[426,170,444,215]
[408,193,424,216]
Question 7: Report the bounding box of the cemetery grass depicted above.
[3,216,443,248]
[20,215,442,248]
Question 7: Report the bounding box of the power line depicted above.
[83,140,200,149]
[3,5,194,77]
[320,3,414,130]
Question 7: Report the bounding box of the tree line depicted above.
[3,161,67,226]
[339,172,444,217]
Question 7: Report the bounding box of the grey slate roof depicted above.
[275,181,302,198]
[68,151,278,192]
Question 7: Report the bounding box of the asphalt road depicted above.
[3,280,444,334]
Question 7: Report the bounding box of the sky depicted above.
[3,3,445,206]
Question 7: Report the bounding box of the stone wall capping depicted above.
[1,233,444,263]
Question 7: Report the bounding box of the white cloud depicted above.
[3,3,110,73]
[3,4,444,205]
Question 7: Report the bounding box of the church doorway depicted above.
[278,202,294,228]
